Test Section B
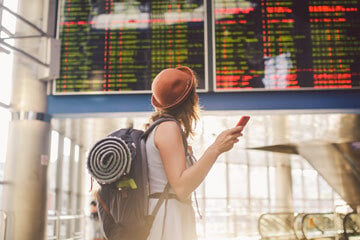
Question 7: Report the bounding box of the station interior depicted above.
[0,0,359,240]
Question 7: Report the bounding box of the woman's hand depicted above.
[210,126,244,155]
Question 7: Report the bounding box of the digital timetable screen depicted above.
[55,0,206,94]
[55,0,360,94]
[215,0,360,91]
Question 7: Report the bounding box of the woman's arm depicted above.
[155,121,243,201]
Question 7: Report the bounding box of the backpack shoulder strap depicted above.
[149,183,170,217]
[141,117,189,221]
[142,117,188,153]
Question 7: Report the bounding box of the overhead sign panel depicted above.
[55,0,206,94]
[214,0,360,91]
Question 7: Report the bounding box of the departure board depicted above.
[215,0,360,91]
[55,0,206,94]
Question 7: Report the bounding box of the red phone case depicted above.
[236,116,250,127]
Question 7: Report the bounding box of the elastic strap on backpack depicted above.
[95,191,111,216]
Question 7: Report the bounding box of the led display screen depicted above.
[55,0,360,94]
[55,0,206,94]
[214,0,360,90]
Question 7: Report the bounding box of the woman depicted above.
[146,66,244,240]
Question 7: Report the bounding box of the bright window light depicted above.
[74,145,79,162]
[0,107,11,163]
[50,130,59,163]
[0,0,18,105]
[63,137,71,157]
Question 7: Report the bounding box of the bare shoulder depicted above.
[157,120,179,132]
[154,121,182,146]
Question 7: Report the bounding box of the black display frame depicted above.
[53,0,360,95]
[212,0,360,92]
[53,0,209,95]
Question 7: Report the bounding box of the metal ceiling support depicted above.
[0,3,49,66]
[0,39,49,67]
[0,45,10,54]
[0,101,10,109]
[0,4,48,37]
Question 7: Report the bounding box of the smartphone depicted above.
[236,116,250,128]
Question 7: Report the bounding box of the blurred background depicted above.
[0,0,359,239]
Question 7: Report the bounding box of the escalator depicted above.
[259,212,360,240]
[344,213,360,240]
[258,212,297,240]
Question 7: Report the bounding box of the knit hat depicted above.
[151,66,195,110]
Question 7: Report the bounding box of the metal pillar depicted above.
[75,148,86,235]
[273,116,293,212]
[1,0,50,239]
[67,141,76,237]
[55,134,64,214]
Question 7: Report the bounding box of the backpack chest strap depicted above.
[149,192,192,205]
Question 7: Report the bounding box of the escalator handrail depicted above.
[258,212,297,239]
[343,212,360,240]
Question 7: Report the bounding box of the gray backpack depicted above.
[87,118,187,240]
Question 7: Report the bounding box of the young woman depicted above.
[146,66,244,240]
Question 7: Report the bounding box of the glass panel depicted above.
[0,0,18,105]
[74,145,79,162]
[0,108,11,182]
[318,176,333,199]
[250,166,268,198]
[50,131,59,162]
[303,169,318,199]
[205,162,226,198]
[205,199,226,213]
[62,137,71,192]
[318,200,334,212]
[291,169,303,199]
[290,155,303,169]
[269,166,275,200]
[48,131,59,211]
[293,199,304,213]
[248,150,268,166]
[229,164,248,198]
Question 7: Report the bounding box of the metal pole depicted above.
[55,211,60,240]
[273,116,293,212]
[1,1,51,239]
[0,0,3,34]
[67,142,76,238]
[75,148,87,237]
[56,133,65,210]
[1,211,7,240]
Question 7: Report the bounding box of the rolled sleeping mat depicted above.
[87,136,132,184]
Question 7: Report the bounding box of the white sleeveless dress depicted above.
[146,125,197,240]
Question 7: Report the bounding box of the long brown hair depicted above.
[150,67,200,138]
